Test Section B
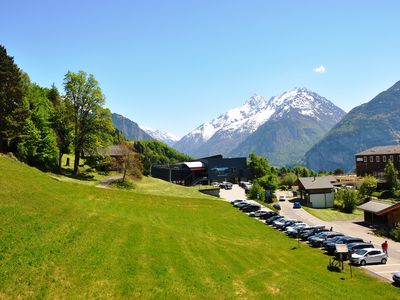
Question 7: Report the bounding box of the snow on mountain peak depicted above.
[140,125,179,145]
[175,88,344,154]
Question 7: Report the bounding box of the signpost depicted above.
[335,244,349,271]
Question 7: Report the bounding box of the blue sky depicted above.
[1,0,400,137]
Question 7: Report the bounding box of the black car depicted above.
[300,227,328,241]
[265,215,283,224]
[309,232,343,247]
[241,204,261,213]
[259,211,278,220]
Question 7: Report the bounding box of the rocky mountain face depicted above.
[304,80,400,172]
[174,88,345,165]
[140,126,179,147]
[174,94,275,158]
[111,113,153,141]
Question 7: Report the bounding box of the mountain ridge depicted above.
[174,88,345,164]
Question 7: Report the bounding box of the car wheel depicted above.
[360,260,366,266]
[381,258,387,264]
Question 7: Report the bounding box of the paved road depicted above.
[221,186,400,282]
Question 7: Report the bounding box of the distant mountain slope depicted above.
[173,95,273,157]
[304,80,400,172]
[140,126,179,147]
[230,88,345,166]
[111,113,153,141]
[175,88,345,165]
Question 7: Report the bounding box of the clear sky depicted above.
[1,0,399,138]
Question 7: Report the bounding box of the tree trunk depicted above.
[73,150,80,175]
[58,152,63,171]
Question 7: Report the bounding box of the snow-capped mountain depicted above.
[140,126,179,147]
[174,88,345,165]
[173,94,273,156]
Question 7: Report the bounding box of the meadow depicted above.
[0,157,398,299]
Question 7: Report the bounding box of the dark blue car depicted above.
[293,202,301,209]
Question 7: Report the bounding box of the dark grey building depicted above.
[151,155,248,186]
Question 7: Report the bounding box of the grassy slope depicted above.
[0,157,398,299]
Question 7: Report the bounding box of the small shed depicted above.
[294,176,336,208]
[358,200,400,228]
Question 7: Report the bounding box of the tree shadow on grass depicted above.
[57,167,100,182]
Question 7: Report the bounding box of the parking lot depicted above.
[221,185,400,283]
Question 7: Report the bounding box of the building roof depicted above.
[297,176,335,190]
[357,200,398,214]
[356,145,400,156]
[96,145,128,157]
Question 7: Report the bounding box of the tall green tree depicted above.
[0,45,30,152]
[384,160,399,194]
[63,70,114,174]
[16,82,59,169]
[359,175,378,199]
[248,153,271,179]
[49,84,73,169]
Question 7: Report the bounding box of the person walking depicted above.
[382,240,388,256]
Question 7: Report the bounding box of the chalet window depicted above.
[364,156,367,162]
[383,156,387,162]
[370,156,374,162]
[390,155,394,161]
[376,156,380,162]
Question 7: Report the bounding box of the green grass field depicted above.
[0,157,399,299]
[303,207,364,221]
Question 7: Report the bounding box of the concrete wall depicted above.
[310,193,334,208]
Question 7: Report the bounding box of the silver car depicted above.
[350,248,388,266]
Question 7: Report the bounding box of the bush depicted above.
[248,181,265,201]
[390,223,400,242]
[380,190,393,199]
[371,191,382,198]
[335,188,360,213]
[110,179,136,190]
[85,155,115,172]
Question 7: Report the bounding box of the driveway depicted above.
[222,186,400,283]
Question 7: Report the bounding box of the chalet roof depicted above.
[297,176,335,190]
[356,145,400,156]
[98,145,127,157]
[357,200,400,215]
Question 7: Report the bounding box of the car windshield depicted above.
[354,249,368,255]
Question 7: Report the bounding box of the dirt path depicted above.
[97,175,123,188]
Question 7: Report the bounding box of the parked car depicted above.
[259,211,278,220]
[266,215,284,225]
[276,219,299,230]
[286,223,308,237]
[325,236,364,254]
[293,202,301,209]
[211,182,220,187]
[272,203,281,210]
[335,242,374,260]
[279,195,286,201]
[300,226,327,241]
[230,199,246,205]
[233,201,248,208]
[350,248,387,266]
[392,272,400,285]
[249,210,269,217]
[220,182,233,190]
[309,232,343,247]
[241,204,261,212]
[272,218,287,227]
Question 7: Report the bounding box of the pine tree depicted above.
[0,45,29,152]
